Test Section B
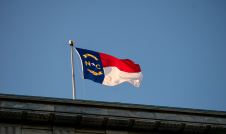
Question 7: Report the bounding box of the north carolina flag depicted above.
[76,48,143,87]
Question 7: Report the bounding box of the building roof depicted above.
[0,93,226,133]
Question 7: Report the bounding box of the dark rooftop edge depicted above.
[0,93,226,117]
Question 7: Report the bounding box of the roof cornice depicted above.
[0,93,226,133]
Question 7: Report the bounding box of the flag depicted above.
[76,48,143,87]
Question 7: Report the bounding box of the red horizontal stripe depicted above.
[99,52,141,73]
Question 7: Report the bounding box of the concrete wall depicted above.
[0,123,166,134]
[1,94,226,134]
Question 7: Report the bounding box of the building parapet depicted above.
[0,93,226,133]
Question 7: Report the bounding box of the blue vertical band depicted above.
[76,48,105,84]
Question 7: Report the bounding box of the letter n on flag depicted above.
[76,48,143,87]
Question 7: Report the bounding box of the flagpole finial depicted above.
[69,40,75,46]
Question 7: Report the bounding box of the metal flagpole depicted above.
[69,40,76,100]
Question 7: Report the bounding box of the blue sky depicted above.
[0,0,226,111]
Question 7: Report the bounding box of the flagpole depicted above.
[69,40,76,100]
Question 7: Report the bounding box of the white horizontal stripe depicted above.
[102,67,143,87]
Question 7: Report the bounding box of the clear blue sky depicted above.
[0,0,226,111]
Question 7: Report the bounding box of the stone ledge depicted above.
[0,93,226,133]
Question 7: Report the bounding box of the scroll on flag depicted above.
[76,48,143,87]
